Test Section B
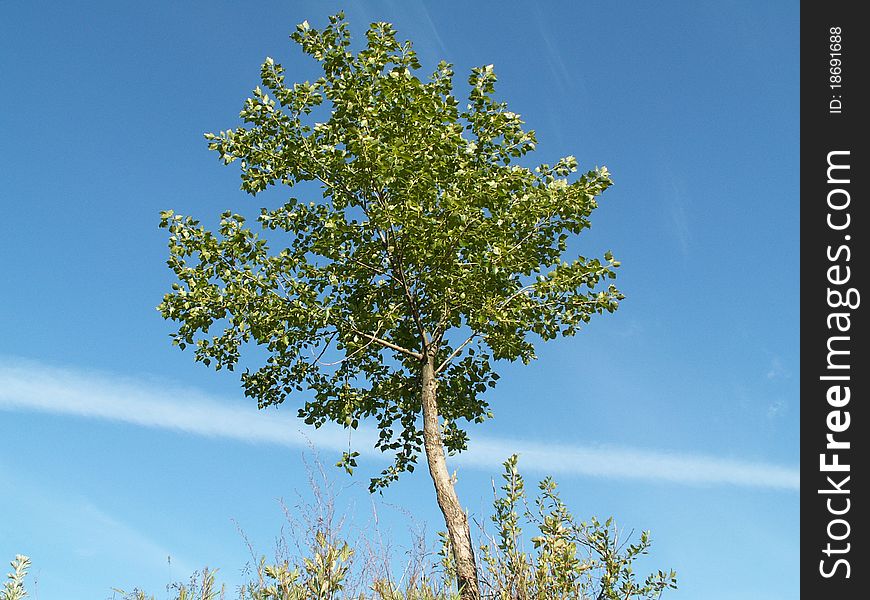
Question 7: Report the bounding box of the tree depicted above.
[159,13,622,599]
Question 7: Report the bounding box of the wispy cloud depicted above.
[406,0,449,60]
[0,458,196,579]
[531,4,575,96]
[766,398,788,419]
[0,358,798,491]
[766,355,790,380]
[663,167,691,257]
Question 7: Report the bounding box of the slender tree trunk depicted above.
[421,353,480,600]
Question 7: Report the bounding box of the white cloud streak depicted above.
[0,358,798,491]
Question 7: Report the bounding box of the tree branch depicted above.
[348,256,394,279]
[315,328,384,366]
[435,332,478,374]
[505,210,557,255]
[498,284,536,308]
[311,331,338,364]
[375,189,429,351]
[350,327,423,360]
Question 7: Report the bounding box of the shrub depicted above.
[474,456,677,599]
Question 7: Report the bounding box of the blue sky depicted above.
[1,1,798,598]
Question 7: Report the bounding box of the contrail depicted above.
[0,358,798,490]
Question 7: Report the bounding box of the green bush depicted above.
[474,456,676,599]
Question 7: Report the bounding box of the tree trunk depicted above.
[421,353,480,600]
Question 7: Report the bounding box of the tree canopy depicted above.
[159,13,622,491]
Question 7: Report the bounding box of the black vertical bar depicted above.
[801,1,867,594]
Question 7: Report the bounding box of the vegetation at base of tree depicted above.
[4,457,675,600]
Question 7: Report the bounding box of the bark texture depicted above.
[421,353,480,600]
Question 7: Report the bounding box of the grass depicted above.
[3,456,675,600]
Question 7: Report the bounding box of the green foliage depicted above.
[116,569,226,600]
[246,559,303,599]
[112,591,155,600]
[4,461,673,600]
[301,531,353,599]
[1,555,30,600]
[159,13,622,491]
[475,456,677,600]
[172,569,225,600]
